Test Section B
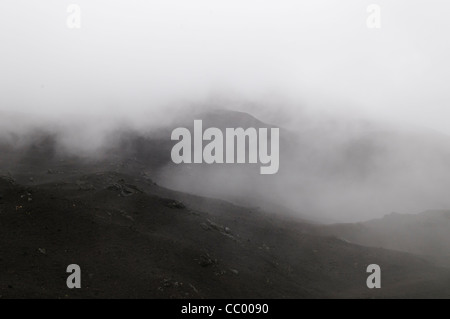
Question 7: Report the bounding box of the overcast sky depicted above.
[0,0,449,133]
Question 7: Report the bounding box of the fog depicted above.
[1,1,450,222]
[1,0,450,128]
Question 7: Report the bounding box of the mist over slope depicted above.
[150,109,450,222]
[1,107,450,223]
[318,210,450,267]
[1,108,450,297]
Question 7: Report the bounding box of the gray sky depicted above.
[1,0,449,133]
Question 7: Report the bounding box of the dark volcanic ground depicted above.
[1,112,450,298]
[1,166,450,298]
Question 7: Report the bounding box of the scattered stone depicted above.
[107,182,141,197]
[161,198,186,209]
[189,283,199,294]
[168,200,185,209]
[38,248,46,255]
[0,175,15,184]
[120,210,135,222]
[163,279,172,287]
[76,180,95,191]
[205,219,237,241]
[198,253,217,267]
[206,219,221,231]
[229,268,239,275]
